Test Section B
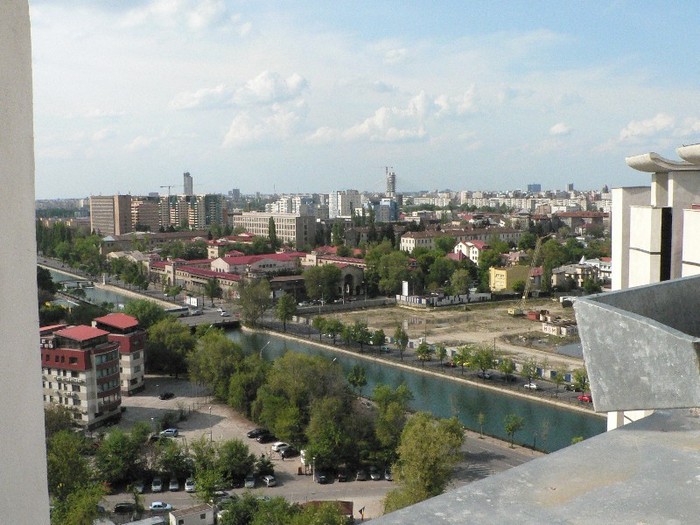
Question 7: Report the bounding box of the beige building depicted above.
[231,212,316,248]
[489,265,530,292]
[90,194,133,236]
[93,313,147,396]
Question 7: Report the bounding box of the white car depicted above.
[151,477,163,493]
[149,501,173,512]
[160,428,178,438]
[271,441,289,452]
[244,473,255,489]
[184,477,195,493]
[523,382,539,390]
[262,474,276,487]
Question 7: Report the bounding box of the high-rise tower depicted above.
[386,166,396,197]
[183,171,193,196]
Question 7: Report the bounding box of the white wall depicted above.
[0,1,51,523]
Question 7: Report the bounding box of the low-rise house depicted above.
[551,263,599,289]
[168,504,214,525]
[489,265,530,292]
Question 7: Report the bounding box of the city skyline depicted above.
[31,1,700,199]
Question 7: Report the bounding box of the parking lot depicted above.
[109,375,396,521]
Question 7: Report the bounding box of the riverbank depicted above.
[243,324,605,421]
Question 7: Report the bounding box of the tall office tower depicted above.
[1,3,51,522]
[329,189,360,218]
[386,166,396,197]
[567,183,575,192]
[229,188,241,202]
[527,183,541,193]
[89,194,133,236]
[183,171,193,196]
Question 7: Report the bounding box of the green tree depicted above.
[371,328,386,353]
[520,357,539,384]
[434,235,457,255]
[312,316,326,341]
[44,404,74,440]
[95,427,146,485]
[504,413,525,448]
[511,279,526,295]
[553,366,568,396]
[472,345,495,377]
[582,278,602,294]
[238,278,272,327]
[435,343,447,367]
[218,439,256,486]
[228,354,270,417]
[450,268,471,296]
[188,328,243,400]
[347,364,367,397]
[384,413,464,512]
[275,294,297,332]
[154,438,191,480]
[305,397,354,471]
[453,345,472,375]
[47,430,92,500]
[324,318,343,344]
[416,341,433,366]
[123,299,166,329]
[573,367,589,392]
[50,484,106,525]
[203,278,223,306]
[268,217,279,250]
[393,325,409,361]
[498,357,516,382]
[374,384,413,451]
[146,316,196,377]
[352,320,371,352]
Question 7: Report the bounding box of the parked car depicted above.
[369,466,382,480]
[271,441,289,452]
[220,311,231,317]
[184,477,195,493]
[262,475,276,487]
[315,471,329,484]
[280,446,299,459]
[158,392,175,400]
[113,502,136,515]
[384,468,393,481]
[477,371,492,379]
[149,501,173,512]
[256,433,277,444]
[246,428,269,439]
[169,478,179,491]
[336,470,348,482]
[355,469,368,481]
[133,480,144,494]
[523,382,538,390]
[578,393,593,403]
[151,477,163,493]
[244,474,255,489]
[160,428,178,438]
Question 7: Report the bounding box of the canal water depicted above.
[226,330,606,453]
[45,267,606,452]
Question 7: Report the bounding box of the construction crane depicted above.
[508,233,552,316]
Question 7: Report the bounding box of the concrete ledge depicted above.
[575,275,700,412]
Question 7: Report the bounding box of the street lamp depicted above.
[259,340,271,359]
[312,456,316,482]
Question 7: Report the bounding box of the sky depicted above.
[29,0,700,199]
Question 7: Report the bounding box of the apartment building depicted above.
[89,194,132,236]
[40,324,122,429]
[92,313,146,396]
[231,212,316,248]
[131,196,161,232]
[488,265,530,292]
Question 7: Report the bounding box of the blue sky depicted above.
[30,0,700,199]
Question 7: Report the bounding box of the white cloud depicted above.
[435,86,477,117]
[619,113,675,141]
[92,128,113,142]
[170,84,231,110]
[222,102,308,147]
[122,0,242,32]
[550,123,572,136]
[125,135,159,152]
[675,117,700,137]
[187,0,228,31]
[343,92,432,143]
[233,71,308,105]
[384,47,407,65]
[83,108,124,119]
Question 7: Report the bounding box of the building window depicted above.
[69,357,78,364]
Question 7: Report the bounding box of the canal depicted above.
[45,266,606,452]
[227,330,605,453]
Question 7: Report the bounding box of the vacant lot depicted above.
[328,298,582,368]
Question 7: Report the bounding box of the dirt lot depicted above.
[328,298,582,369]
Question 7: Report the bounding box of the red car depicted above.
[578,393,593,403]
